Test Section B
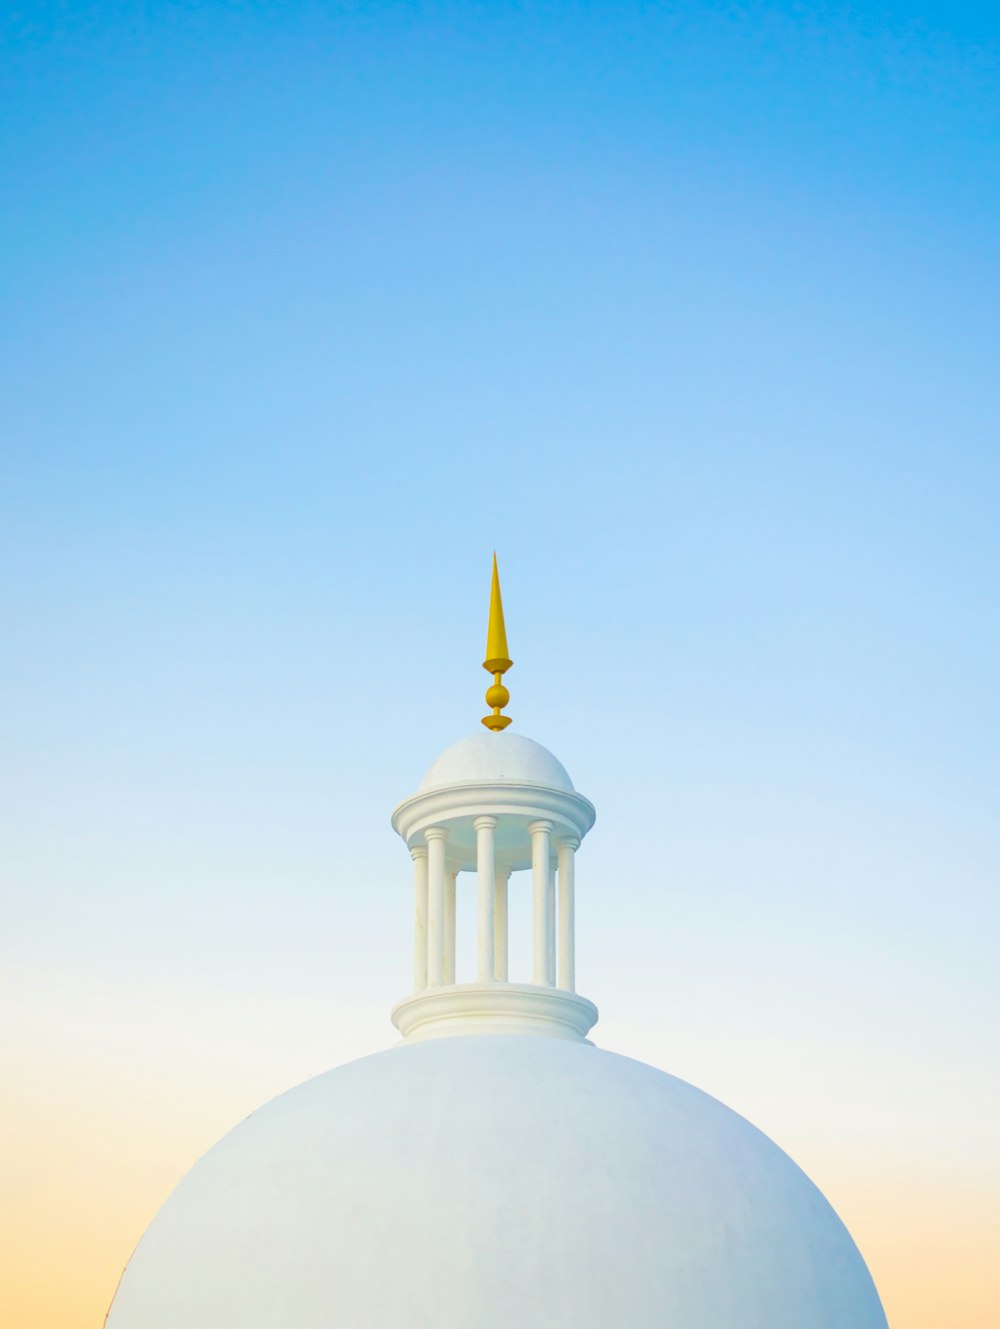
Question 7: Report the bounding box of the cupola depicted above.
[390,557,598,1044]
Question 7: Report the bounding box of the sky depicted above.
[1,1,998,1325]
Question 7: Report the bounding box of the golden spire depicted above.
[482,552,513,731]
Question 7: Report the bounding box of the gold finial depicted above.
[482,552,513,731]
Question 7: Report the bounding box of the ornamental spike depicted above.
[482,552,512,731]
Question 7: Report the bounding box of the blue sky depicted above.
[1,5,998,1322]
[3,0,997,1009]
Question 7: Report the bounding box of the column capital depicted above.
[473,814,498,831]
[410,844,428,861]
[556,834,580,851]
[528,819,553,834]
[424,826,449,843]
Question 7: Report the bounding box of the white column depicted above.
[557,836,578,992]
[547,854,557,982]
[444,866,457,985]
[493,868,510,981]
[530,820,554,986]
[474,816,497,982]
[425,828,447,988]
[411,845,429,991]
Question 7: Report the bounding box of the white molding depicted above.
[391,781,596,862]
[391,983,599,1043]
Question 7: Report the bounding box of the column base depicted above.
[391,983,598,1044]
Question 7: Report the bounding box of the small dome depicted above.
[418,731,575,793]
[106,1038,887,1329]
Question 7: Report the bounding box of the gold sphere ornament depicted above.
[485,682,510,710]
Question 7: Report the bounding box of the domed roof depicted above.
[418,731,575,793]
[106,1038,886,1329]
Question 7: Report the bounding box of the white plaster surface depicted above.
[391,981,598,1041]
[418,731,575,793]
[106,1037,887,1328]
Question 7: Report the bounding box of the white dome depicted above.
[106,1037,886,1329]
[418,731,575,792]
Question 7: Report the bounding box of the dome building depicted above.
[106,558,887,1329]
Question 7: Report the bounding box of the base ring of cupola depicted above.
[391,983,599,1044]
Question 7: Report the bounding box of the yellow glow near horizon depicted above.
[3,964,998,1328]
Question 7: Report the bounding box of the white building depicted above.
[106,560,887,1328]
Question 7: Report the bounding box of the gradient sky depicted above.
[2,3,998,1326]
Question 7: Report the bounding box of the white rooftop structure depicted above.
[105,558,888,1329]
[417,730,576,793]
